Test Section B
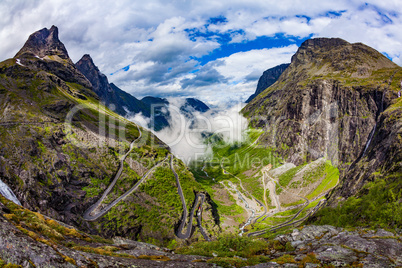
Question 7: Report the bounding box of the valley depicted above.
[190,130,340,238]
[0,26,401,267]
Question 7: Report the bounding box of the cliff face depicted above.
[243,38,400,167]
[329,97,402,202]
[246,63,290,103]
[242,37,402,208]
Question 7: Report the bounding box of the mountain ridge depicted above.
[0,26,219,247]
[75,54,150,117]
[242,37,401,227]
[246,63,290,103]
[76,54,210,131]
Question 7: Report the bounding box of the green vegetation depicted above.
[306,162,339,199]
[101,158,210,247]
[278,164,305,187]
[190,129,281,223]
[313,176,402,229]
[0,258,22,268]
[0,195,140,264]
[176,234,298,267]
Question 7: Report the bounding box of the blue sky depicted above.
[0,0,401,106]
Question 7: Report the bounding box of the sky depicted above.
[1,0,402,107]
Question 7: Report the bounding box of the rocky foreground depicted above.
[252,225,402,267]
[2,191,401,268]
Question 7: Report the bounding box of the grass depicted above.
[100,157,214,247]
[306,161,339,199]
[313,175,402,229]
[190,129,281,222]
[277,164,305,187]
[0,194,143,264]
[176,234,299,267]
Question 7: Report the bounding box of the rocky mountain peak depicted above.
[299,37,349,51]
[290,37,397,74]
[75,54,108,95]
[77,54,98,70]
[15,25,72,63]
[290,37,350,67]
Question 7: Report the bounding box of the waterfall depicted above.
[361,90,385,158]
[0,179,21,206]
[362,124,376,157]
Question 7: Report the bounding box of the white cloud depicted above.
[215,46,297,81]
[153,100,247,164]
[1,0,401,106]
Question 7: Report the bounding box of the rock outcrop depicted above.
[0,196,211,267]
[268,225,402,267]
[246,63,290,103]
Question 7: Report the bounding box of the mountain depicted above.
[141,96,210,129]
[1,26,402,267]
[0,26,219,252]
[75,55,209,131]
[245,63,290,103]
[141,96,210,113]
[242,37,401,228]
[182,98,210,113]
[15,25,71,62]
[141,96,169,106]
[14,25,92,89]
[75,54,150,117]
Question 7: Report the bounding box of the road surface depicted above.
[83,125,167,221]
[172,156,210,241]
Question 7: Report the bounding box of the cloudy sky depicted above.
[1,0,401,106]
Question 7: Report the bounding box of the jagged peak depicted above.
[76,54,99,71]
[14,25,72,63]
[79,54,94,63]
[76,54,110,95]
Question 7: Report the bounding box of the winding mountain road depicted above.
[247,199,326,237]
[247,171,313,236]
[83,125,167,221]
[172,156,210,241]
[83,123,210,240]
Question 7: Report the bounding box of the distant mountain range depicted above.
[76,54,209,131]
[0,25,401,267]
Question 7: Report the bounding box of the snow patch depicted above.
[16,59,25,66]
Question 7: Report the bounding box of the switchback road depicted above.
[172,155,210,241]
[83,125,167,221]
